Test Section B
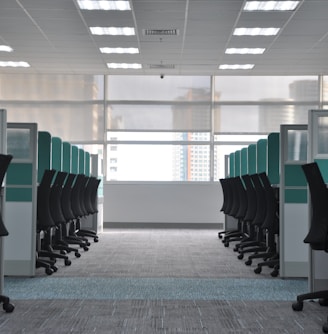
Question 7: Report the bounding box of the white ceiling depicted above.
[0,0,328,76]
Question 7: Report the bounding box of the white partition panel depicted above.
[308,110,328,291]
[4,123,38,276]
[280,124,309,278]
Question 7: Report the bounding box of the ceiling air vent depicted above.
[143,29,179,36]
[149,64,175,69]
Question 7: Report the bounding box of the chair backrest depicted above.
[241,174,257,222]
[0,154,13,237]
[302,162,328,250]
[249,173,267,226]
[61,173,76,221]
[37,169,56,230]
[258,172,279,232]
[234,176,248,219]
[49,171,68,224]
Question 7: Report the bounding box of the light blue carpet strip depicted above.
[4,277,308,301]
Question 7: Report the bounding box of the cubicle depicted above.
[279,124,308,278]
[307,110,328,291]
[4,123,38,276]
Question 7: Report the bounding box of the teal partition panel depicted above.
[234,150,241,176]
[267,133,280,184]
[315,159,328,182]
[241,148,248,176]
[52,137,62,172]
[229,152,235,177]
[71,146,79,174]
[37,131,51,182]
[85,152,90,176]
[257,139,267,173]
[78,148,85,174]
[248,144,257,174]
[62,142,71,173]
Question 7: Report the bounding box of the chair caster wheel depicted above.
[75,252,81,258]
[319,298,328,306]
[254,266,262,274]
[51,265,58,272]
[83,246,89,251]
[271,270,279,277]
[292,301,303,311]
[245,259,252,266]
[64,259,72,266]
[224,242,229,247]
[218,233,222,239]
[323,322,328,333]
[94,237,99,242]
[3,302,15,313]
[86,241,91,246]
[60,250,67,255]
[237,253,244,260]
[46,268,54,275]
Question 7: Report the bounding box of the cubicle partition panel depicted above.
[247,144,257,175]
[71,146,79,174]
[267,133,280,185]
[4,123,38,276]
[256,139,267,173]
[52,137,62,172]
[62,142,71,173]
[234,150,241,176]
[38,131,51,182]
[91,154,103,233]
[241,148,248,176]
[229,152,235,177]
[78,148,85,174]
[279,124,308,278]
[308,110,328,291]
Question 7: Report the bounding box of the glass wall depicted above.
[0,74,324,181]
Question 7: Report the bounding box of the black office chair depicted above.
[60,174,89,251]
[0,154,15,312]
[37,170,72,272]
[76,176,100,242]
[292,162,328,333]
[49,171,81,258]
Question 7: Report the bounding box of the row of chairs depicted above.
[36,169,101,275]
[219,172,280,277]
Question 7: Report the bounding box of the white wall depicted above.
[104,182,224,225]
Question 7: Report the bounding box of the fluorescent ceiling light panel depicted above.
[90,27,135,35]
[100,47,139,54]
[234,27,280,36]
[0,45,13,52]
[244,1,299,11]
[0,61,30,67]
[107,63,142,69]
[78,0,131,10]
[219,64,254,70]
[225,48,265,54]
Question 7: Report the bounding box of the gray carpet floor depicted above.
[1,228,327,333]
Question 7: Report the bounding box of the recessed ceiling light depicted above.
[234,27,280,36]
[90,27,135,35]
[244,1,299,11]
[100,47,139,54]
[107,63,142,69]
[219,64,254,70]
[78,0,131,10]
[0,45,13,52]
[0,61,30,67]
[225,48,265,54]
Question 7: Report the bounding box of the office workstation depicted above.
[2,0,328,333]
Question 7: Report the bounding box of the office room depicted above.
[1,0,328,333]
